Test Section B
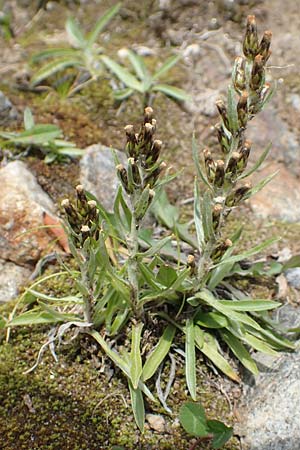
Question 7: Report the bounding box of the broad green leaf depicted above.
[238,143,272,180]
[152,83,191,101]
[153,55,181,80]
[227,85,238,133]
[128,380,145,432]
[101,55,144,92]
[179,402,209,437]
[87,3,121,47]
[66,17,86,48]
[218,299,281,311]
[130,322,143,389]
[207,420,233,449]
[185,318,197,400]
[31,58,82,85]
[195,311,228,329]
[194,180,205,252]
[156,265,178,288]
[142,324,176,381]
[220,330,258,375]
[24,107,35,130]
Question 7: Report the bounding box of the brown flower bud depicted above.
[124,124,138,157]
[116,164,131,194]
[237,140,251,172]
[150,139,162,164]
[203,148,216,183]
[87,200,98,222]
[211,238,232,262]
[187,254,196,275]
[214,160,225,188]
[80,225,90,242]
[226,152,240,178]
[216,99,229,130]
[225,182,252,206]
[250,55,265,92]
[258,30,272,62]
[215,123,231,154]
[233,56,246,93]
[243,15,259,59]
[144,106,154,122]
[237,91,248,128]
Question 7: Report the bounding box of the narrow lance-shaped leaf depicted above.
[185,318,197,400]
[220,329,258,375]
[87,3,121,47]
[142,324,176,381]
[192,134,211,188]
[194,179,205,252]
[128,380,145,432]
[66,17,86,48]
[153,54,181,80]
[152,83,191,102]
[130,322,144,389]
[31,58,82,86]
[101,55,144,92]
[24,107,35,130]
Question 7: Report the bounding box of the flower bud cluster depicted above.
[61,185,99,246]
[119,107,165,222]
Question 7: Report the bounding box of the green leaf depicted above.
[23,107,35,130]
[126,50,150,82]
[66,17,86,48]
[218,299,281,312]
[227,85,238,133]
[283,254,300,270]
[113,87,134,101]
[244,171,279,200]
[31,58,82,85]
[185,318,197,400]
[195,311,228,329]
[179,402,209,437]
[207,420,233,449]
[242,331,278,355]
[142,324,176,381]
[1,125,62,145]
[87,3,121,47]
[194,180,205,252]
[8,308,79,326]
[130,322,143,389]
[101,55,144,92]
[220,330,258,375]
[128,380,145,432]
[32,48,79,62]
[153,55,181,80]
[238,143,272,180]
[138,235,173,258]
[200,191,214,242]
[156,265,178,288]
[0,316,6,329]
[152,83,191,102]
[57,147,84,157]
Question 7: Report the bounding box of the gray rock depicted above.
[240,350,300,450]
[80,144,126,212]
[0,91,18,125]
[0,259,31,303]
[0,161,58,265]
[285,268,300,289]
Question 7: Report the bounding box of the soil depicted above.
[0,0,299,449]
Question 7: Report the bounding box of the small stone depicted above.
[146,414,166,433]
[285,268,300,290]
[80,144,126,213]
[0,259,31,303]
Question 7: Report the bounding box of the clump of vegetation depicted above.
[0,107,83,163]
[1,15,294,443]
[31,3,121,95]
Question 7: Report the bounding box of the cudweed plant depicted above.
[31,3,121,95]
[2,16,294,434]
